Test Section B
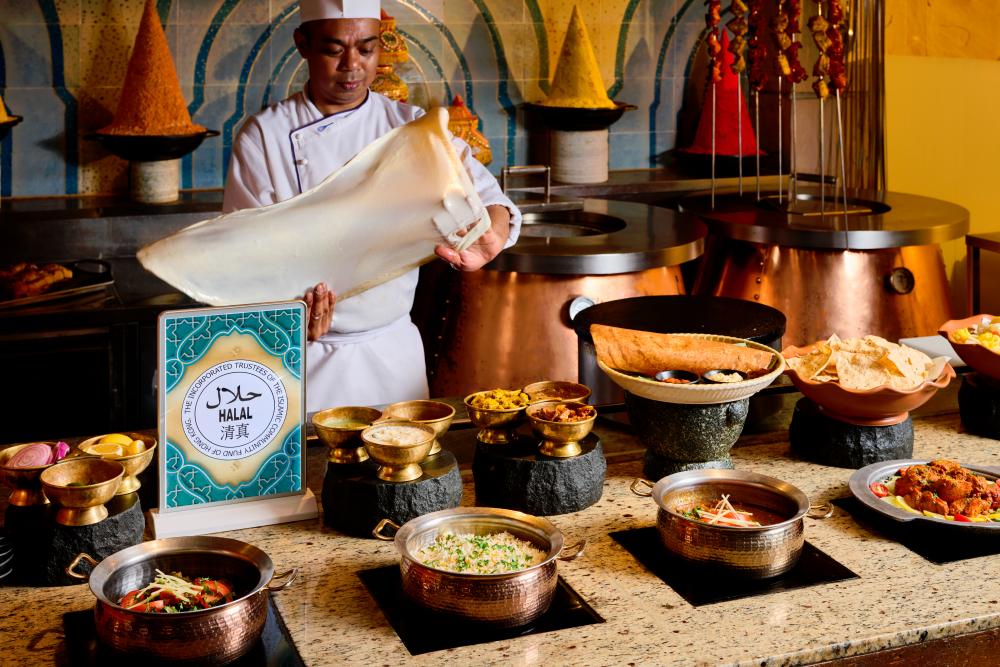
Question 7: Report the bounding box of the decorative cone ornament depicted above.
[447,95,492,166]
[371,9,409,102]
[99,0,204,136]
[683,32,760,156]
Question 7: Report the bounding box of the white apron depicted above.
[223,90,521,411]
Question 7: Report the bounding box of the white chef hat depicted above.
[300,0,381,22]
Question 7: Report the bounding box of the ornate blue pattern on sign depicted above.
[164,426,302,506]
[163,308,303,393]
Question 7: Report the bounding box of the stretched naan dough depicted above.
[138,108,491,306]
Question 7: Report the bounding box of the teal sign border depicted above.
[158,302,305,512]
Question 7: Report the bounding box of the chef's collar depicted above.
[300,85,371,122]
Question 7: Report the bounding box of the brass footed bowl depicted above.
[381,400,455,455]
[312,406,382,464]
[463,391,529,445]
[361,420,436,482]
[41,458,124,526]
[65,536,296,665]
[76,433,157,495]
[0,442,61,506]
[523,380,592,404]
[526,400,597,458]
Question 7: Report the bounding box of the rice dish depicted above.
[415,531,546,574]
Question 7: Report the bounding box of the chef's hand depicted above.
[434,205,511,272]
[303,282,335,342]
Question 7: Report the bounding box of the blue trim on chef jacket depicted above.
[289,90,371,195]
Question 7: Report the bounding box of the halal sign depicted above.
[182,360,287,460]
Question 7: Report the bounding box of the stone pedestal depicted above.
[551,129,609,183]
[4,492,144,586]
[129,158,179,203]
[322,451,462,538]
[625,392,749,477]
[472,434,605,515]
[958,373,1000,440]
[789,398,913,469]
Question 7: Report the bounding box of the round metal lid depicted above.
[571,295,787,345]
[678,187,969,250]
[486,199,707,275]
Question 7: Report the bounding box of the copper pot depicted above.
[66,536,296,665]
[631,469,833,579]
[373,507,585,627]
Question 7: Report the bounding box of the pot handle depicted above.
[65,552,99,581]
[267,568,298,592]
[629,478,654,497]
[557,540,587,561]
[807,502,835,519]
[372,518,401,541]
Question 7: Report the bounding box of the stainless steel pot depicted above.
[373,507,585,627]
[630,469,833,579]
[66,536,297,665]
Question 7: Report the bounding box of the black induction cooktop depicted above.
[358,564,604,656]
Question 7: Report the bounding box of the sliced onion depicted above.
[7,442,55,468]
[53,441,70,462]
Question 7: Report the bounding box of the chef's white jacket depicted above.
[224,89,522,411]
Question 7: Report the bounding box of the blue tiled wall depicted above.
[0,0,703,197]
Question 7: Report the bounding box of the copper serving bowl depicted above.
[939,315,1000,381]
[41,458,125,526]
[381,400,455,456]
[783,342,955,426]
[66,536,296,665]
[631,469,833,579]
[523,380,592,404]
[312,406,382,464]
[0,442,62,506]
[526,400,596,458]
[76,433,157,495]
[361,420,436,482]
[463,391,529,445]
[373,507,585,627]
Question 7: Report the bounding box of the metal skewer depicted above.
[819,95,825,215]
[754,91,761,199]
[789,75,798,204]
[776,78,783,204]
[835,88,849,248]
[737,76,743,196]
[711,81,717,209]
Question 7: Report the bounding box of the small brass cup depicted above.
[0,442,62,506]
[361,420,435,483]
[464,392,528,445]
[312,406,382,464]
[76,433,157,495]
[40,458,124,526]
[381,400,455,455]
[526,400,597,458]
[523,380,592,404]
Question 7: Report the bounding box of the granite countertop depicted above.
[2,414,999,666]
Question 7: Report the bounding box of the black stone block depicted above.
[789,398,913,469]
[322,451,462,538]
[5,492,144,586]
[625,392,749,463]
[958,373,1000,439]
[642,450,733,480]
[472,435,605,515]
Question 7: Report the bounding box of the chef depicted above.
[223,0,521,411]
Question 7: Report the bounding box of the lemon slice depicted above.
[82,442,123,458]
[124,439,146,456]
[98,433,133,446]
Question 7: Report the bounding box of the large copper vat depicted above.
[420,199,706,396]
[679,188,969,346]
